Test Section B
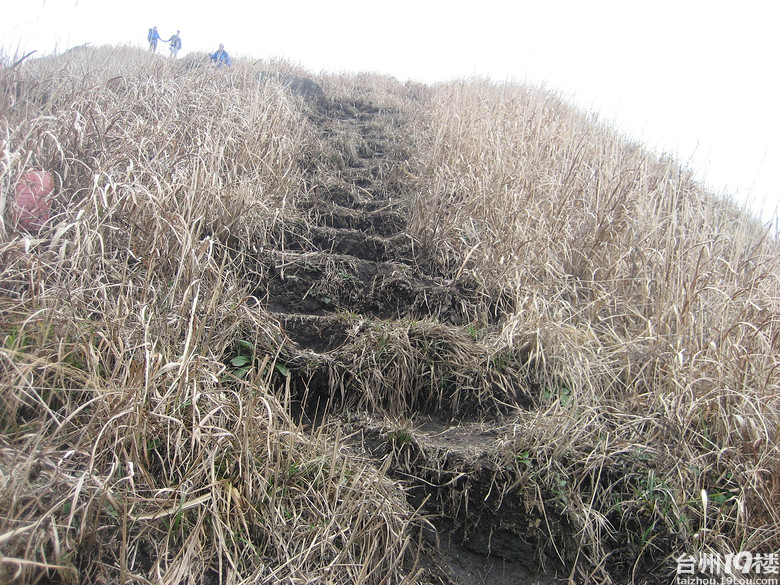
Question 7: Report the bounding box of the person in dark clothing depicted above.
[210,44,231,68]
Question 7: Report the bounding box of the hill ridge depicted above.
[2,49,778,585]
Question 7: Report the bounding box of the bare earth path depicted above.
[244,90,567,585]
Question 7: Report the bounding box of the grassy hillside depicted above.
[1,45,778,584]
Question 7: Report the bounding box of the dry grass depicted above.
[1,46,778,584]
[0,46,416,584]
[407,78,780,578]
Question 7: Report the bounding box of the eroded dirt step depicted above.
[324,100,389,120]
[342,414,567,584]
[418,543,564,585]
[305,181,405,211]
[340,160,399,184]
[273,313,352,354]
[311,201,407,237]
[346,415,504,470]
[280,223,415,263]
[253,249,475,322]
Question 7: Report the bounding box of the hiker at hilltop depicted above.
[210,44,231,68]
[167,30,182,58]
[147,26,161,52]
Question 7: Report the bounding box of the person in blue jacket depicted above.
[167,30,182,58]
[210,44,231,68]
[147,26,161,52]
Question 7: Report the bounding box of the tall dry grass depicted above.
[408,78,780,576]
[0,46,417,584]
[2,45,778,585]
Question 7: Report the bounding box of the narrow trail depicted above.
[262,99,475,341]
[245,93,565,585]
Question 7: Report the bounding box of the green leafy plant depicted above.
[541,385,572,406]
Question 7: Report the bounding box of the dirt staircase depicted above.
[257,103,478,331]
[243,96,566,584]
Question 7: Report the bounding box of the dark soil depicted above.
[345,414,570,585]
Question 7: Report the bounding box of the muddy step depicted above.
[341,165,393,186]
[306,185,405,213]
[280,223,415,263]
[411,418,503,460]
[356,140,390,158]
[304,179,360,208]
[342,138,394,162]
[348,415,507,475]
[340,165,403,192]
[326,101,387,120]
[312,202,407,237]
[274,313,352,353]
[344,414,566,580]
[421,541,564,585]
[252,250,472,323]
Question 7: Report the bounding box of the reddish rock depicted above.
[13,170,54,233]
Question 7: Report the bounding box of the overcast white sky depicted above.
[2,0,778,225]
